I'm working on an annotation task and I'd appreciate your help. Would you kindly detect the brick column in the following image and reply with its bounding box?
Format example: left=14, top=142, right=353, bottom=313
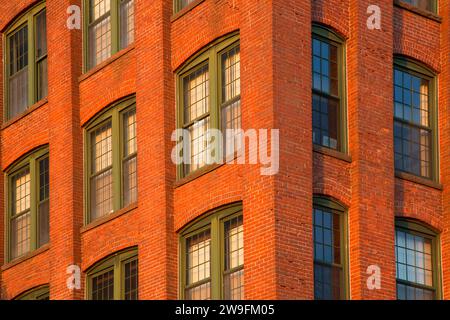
left=135, top=0, right=177, bottom=299
left=347, top=0, right=396, bottom=299
left=241, top=0, right=313, bottom=299
left=47, top=0, right=83, bottom=299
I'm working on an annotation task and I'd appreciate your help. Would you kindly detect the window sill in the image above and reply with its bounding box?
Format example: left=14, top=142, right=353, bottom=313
left=171, top=0, right=206, bottom=22
left=1, top=98, right=48, bottom=130
left=313, top=144, right=352, bottom=163
left=81, top=202, right=138, bottom=234
left=79, top=45, right=135, bottom=83
left=1, top=243, right=50, bottom=271
left=394, top=0, right=442, bottom=23
left=395, top=171, right=442, bottom=190
left=174, top=162, right=226, bottom=188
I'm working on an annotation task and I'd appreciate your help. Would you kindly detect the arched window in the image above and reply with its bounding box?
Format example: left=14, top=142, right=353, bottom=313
left=86, top=247, right=138, bottom=300
left=313, top=196, right=348, bottom=300
left=179, top=203, right=243, bottom=300
left=6, top=146, right=49, bottom=262
left=395, top=218, right=441, bottom=300
left=15, top=285, right=49, bottom=300
left=176, top=33, right=240, bottom=178
left=4, top=1, right=47, bottom=120
left=84, top=97, right=137, bottom=224
left=312, top=24, right=347, bottom=153
left=394, top=57, right=438, bottom=181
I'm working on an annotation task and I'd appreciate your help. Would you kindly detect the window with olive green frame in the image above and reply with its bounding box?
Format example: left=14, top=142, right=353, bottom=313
left=3, top=1, right=47, bottom=121
left=87, top=247, right=138, bottom=300
left=313, top=196, right=348, bottom=300
left=312, top=25, right=347, bottom=153
left=399, top=0, right=437, bottom=14
left=15, top=285, right=50, bottom=300
left=174, top=0, right=197, bottom=13
left=394, top=57, right=438, bottom=181
left=84, top=0, right=135, bottom=70
left=179, top=203, right=244, bottom=300
left=395, top=219, right=441, bottom=300
left=5, top=147, right=49, bottom=262
left=84, top=97, right=137, bottom=224
left=176, top=33, right=240, bottom=178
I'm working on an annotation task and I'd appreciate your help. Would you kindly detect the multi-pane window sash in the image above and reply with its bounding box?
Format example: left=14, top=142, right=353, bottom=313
left=4, top=2, right=48, bottom=121
left=180, top=204, right=244, bottom=300
left=395, top=220, right=440, bottom=300
left=400, top=0, right=437, bottom=13
left=7, top=147, right=49, bottom=262
left=87, top=248, right=138, bottom=300
left=15, top=285, right=50, bottom=300
left=85, top=0, right=135, bottom=70
left=85, top=98, right=137, bottom=224
left=393, top=59, right=437, bottom=180
left=312, top=26, right=346, bottom=152
left=174, top=0, right=197, bottom=13
left=313, top=198, right=347, bottom=300
left=176, top=34, right=240, bottom=178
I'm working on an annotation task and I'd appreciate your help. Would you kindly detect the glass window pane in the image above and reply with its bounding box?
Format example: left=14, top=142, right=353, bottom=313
left=222, top=46, right=240, bottom=103
left=395, top=227, right=435, bottom=300
left=123, top=156, right=137, bottom=206
left=90, top=122, right=113, bottom=220
left=124, top=259, right=138, bottom=300
left=224, top=215, right=244, bottom=300
left=35, top=10, right=47, bottom=59
left=176, top=0, right=196, bottom=11
left=402, top=0, right=436, bottom=12
left=185, top=230, right=211, bottom=300
left=313, top=205, right=343, bottom=300
left=123, top=108, right=137, bottom=206
left=312, top=94, right=339, bottom=150
left=11, top=168, right=32, bottom=259
left=120, top=0, right=134, bottom=49
left=88, top=0, right=111, bottom=68
left=123, top=108, right=137, bottom=157
left=90, top=0, right=111, bottom=22
left=36, top=10, right=48, bottom=101
left=38, top=157, right=49, bottom=246
left=185, top=118, right=210, bottom=175
left=393, top=68, right=429, bottom=126
left=394, top=120, right=431, bottom=178
left=11, top=212, right=31, bottom=260
left=221, top=46, right=241, bottom=159
left=9, top=26, right=29, bottom=118
left=184, top=65, right=209, bottom=123
left=91, top=269, right=114, bottom=300
left=37, top=58, right=48, bottom=101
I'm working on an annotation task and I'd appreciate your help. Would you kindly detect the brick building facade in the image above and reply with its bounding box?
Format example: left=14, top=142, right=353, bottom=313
left=0, top=0, right=448, bottom=300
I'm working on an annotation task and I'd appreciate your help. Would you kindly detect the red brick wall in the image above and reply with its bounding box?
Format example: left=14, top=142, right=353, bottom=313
left=0, top=0, right=448, bottom=300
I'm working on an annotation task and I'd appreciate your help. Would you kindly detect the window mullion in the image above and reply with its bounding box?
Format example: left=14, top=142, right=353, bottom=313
left=27, top=16, right=35, bottom=106
left=111, top=0, right=120, bottom=55
left=209, top=49, right=221, bottom=161
left=113, top=256, right=121, bottom=300
left=30, top=158, right=37, bottom=251
left=112, top=110, right=122, bottom=211
left=210, top=216, right=221, bottom=300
